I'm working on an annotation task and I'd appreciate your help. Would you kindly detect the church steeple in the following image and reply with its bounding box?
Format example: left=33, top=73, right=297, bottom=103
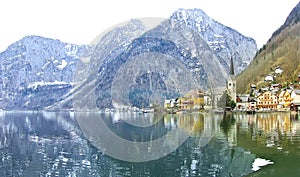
left=230, top=56, right=234, bottom=76
left=227, top=56, right=236, bottom=103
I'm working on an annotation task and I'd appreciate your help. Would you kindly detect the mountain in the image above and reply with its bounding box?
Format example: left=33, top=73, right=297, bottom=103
left=88, top=18, right=226, bottom=109
left=270, top=2, right=300, bottom=40
left=170, top=9, right=257, bottom=75
left=80, top=11, right=257, bottom=109
left=237, top=2, right=300, bottom=93
left=0, top=36, right=90, bottom=110
left=0, top=8, right=257, bottom=110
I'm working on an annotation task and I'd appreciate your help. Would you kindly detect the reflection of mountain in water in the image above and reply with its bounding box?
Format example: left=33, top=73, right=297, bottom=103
left=0, top=112, right=95, bottom=176
left=0, top=112, right=256, bottom=176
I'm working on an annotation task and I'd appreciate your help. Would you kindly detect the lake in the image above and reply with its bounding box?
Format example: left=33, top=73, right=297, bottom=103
left=0, top=111, right=299, bottom=176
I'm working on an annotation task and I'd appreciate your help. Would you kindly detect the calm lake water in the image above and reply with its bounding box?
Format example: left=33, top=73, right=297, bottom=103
left=0, top=111, right=300, bottom=177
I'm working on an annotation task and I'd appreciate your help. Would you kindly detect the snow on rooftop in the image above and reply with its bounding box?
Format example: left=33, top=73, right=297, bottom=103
left=264, top=75, right=273, bottom=82
left=275, top=68, right=283, bottom=74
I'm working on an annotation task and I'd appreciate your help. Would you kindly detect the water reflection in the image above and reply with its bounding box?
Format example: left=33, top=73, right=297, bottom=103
left=75, top=112, right=219, bottom=162
left=2, top=111, right=295, bottom=176
left=234, top=113, right=300, bottom=176
left=0, top=111, right=95, bottom=177
left=235, top=113, right=300, bottom=149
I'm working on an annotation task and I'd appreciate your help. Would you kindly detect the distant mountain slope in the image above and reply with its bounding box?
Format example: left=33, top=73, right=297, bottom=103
left=237, top=2, right=300, bottom=93
left=271, top=2, right=300, bottom=40
left=0, top=36, right=89, bottom=110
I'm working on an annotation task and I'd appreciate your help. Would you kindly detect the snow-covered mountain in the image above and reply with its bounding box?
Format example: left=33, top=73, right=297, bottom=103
left=0, top=36, right=90, bottom=110
left=91, top=18, right=228, bottom=109
left=86, top=10, right=257, bottom=109
left=0, top=8, right=257, bottom=110
left=170, top=9, right=257, bottom=75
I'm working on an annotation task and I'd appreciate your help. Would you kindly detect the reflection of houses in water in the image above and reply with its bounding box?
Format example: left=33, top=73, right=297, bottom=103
left=163, top=113, right=204, bottom=136
left=163, top=113, right=220, bottom=139
left=178, top=113, right=205, bottom=136
left=255, top=114, right=292, bottom=136
left=236, top=113, right=299, bottom=148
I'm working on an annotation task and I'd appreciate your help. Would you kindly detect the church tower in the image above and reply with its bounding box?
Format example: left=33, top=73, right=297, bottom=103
left=227, top=56, right=236, bottom=102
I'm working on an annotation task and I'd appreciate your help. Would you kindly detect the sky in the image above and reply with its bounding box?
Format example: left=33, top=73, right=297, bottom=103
left=0, top=0, right=299, bottom=52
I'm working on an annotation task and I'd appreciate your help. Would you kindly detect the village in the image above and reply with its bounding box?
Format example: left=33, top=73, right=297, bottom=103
left=163, top=58, right=300, bottom=114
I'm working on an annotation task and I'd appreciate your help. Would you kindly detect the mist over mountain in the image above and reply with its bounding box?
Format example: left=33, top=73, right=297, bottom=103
left=0, top=8, right=258, bottom=110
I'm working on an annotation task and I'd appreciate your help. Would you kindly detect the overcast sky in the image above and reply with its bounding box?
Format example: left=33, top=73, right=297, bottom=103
left=0, top=0, right=299, bottom=52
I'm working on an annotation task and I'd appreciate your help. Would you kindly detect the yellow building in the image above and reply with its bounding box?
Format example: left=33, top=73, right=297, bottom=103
left=178, top=93, right=194, bottom=110
left=193, top=90, right=205, bottom=109
left=278, top=90, right=294, bottom=108
left=256, top=91, right=278, bottom=110
left=178, top=90, right=204, bottom=110
left=164, top=100, right=172, bottom=109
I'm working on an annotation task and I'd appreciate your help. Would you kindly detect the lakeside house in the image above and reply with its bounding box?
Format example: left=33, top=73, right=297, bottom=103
left=236, top=94, right=256, bottom=111
left=291, top=90, right=300, bottom=111
left=164, top=99, right=177, bottom=109
left=236, top=88, right=300, bottom=112
left=256, top=91, right=278, bottom=110
left=164, top=90, right=205, bottom=111
left=235, top=65, right=300, bottom=112
left=278, top=89, right=293, bottom=109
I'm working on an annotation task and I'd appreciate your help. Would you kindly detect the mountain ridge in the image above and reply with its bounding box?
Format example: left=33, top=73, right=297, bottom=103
left=270, top=2, right=300, bottom=41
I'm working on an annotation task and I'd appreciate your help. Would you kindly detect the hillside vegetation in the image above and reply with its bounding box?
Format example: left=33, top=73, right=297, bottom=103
left=237, top=22, right=300, bottom=93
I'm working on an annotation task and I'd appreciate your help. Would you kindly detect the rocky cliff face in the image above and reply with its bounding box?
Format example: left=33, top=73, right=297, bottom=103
left=0, top=8, right=258, bottom=110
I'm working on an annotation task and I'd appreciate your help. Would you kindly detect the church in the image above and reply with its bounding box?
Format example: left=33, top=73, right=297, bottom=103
left=226, top=57, right=237, bottom=102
